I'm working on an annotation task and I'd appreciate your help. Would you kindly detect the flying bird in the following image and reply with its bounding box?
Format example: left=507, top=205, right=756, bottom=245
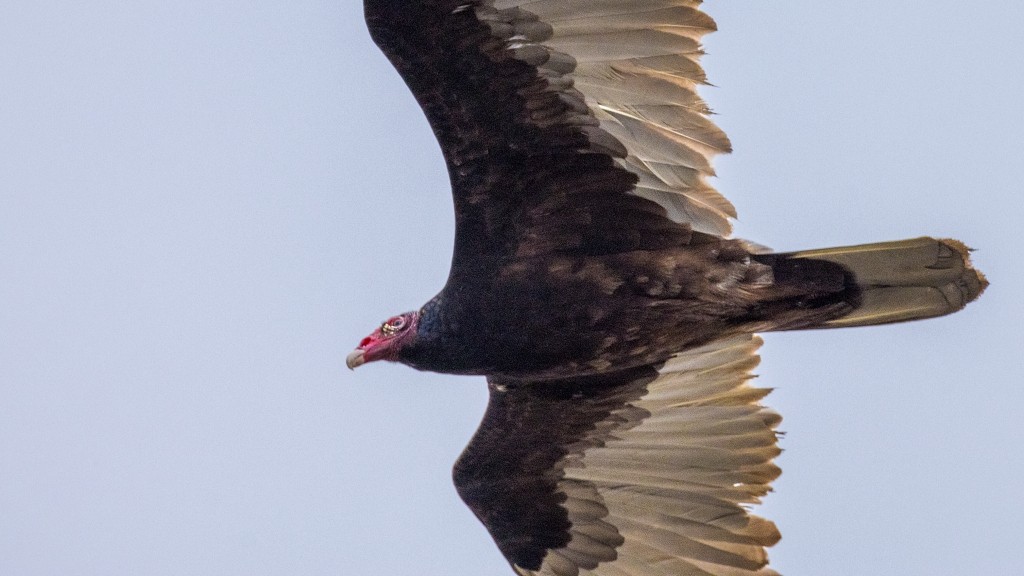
left=349, top=1, right=987, bottom=574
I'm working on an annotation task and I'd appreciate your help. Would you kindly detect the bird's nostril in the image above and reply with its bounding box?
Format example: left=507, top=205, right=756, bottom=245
left=359, top=337, right=372, bottom=348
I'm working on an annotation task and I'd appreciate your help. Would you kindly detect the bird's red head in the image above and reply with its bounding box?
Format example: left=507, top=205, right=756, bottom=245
left=347, top=311, right=419, bottom=369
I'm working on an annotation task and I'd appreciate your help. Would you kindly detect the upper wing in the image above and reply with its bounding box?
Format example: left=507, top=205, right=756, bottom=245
left=365, top=0, right=734, bottom=277
left=454, top=335, right=781, bottom=576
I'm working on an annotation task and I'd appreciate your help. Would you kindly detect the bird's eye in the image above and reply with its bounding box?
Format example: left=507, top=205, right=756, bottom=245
left=381, top=316, right=406, bottom=336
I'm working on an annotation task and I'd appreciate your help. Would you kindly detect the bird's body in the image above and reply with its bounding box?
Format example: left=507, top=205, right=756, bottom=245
left=348, top=1, right=987, bottom=574
left=403, top=236, right=857, bottom=379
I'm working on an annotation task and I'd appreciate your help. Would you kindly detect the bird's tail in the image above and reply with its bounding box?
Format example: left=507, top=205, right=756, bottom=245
left=760, top=236, right=987, bottom=329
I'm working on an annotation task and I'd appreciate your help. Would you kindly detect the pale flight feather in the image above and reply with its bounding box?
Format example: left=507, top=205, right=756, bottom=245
left=496, top=335, right=781, bottom=576
left=486, top=0, right=735, bottom=235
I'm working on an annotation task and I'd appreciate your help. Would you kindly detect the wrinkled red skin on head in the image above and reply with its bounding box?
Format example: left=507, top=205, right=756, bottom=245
left=356, top=311, right=418, bottom=364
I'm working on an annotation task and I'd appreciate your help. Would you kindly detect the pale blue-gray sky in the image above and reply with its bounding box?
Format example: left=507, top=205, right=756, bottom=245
left=2, top=2, right=1021, bottom=575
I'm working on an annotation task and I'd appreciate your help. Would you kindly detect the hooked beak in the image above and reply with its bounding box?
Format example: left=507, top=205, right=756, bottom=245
left=346, top=349, right=366, bottom=370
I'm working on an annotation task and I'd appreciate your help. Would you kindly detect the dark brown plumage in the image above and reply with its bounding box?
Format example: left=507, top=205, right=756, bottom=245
left=348, top=2, right=987, bottom=575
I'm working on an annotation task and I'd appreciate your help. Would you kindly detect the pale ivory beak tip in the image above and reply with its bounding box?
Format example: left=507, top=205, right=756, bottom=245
left=346, top=350, right=366, bottom=370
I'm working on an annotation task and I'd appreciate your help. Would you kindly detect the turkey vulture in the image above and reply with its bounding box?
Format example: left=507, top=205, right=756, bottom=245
left=349, top=1, right=987, bottom=575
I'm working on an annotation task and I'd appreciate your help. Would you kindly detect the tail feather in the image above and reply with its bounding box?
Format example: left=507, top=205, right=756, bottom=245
left=787, top=237, right=987, bottom=328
